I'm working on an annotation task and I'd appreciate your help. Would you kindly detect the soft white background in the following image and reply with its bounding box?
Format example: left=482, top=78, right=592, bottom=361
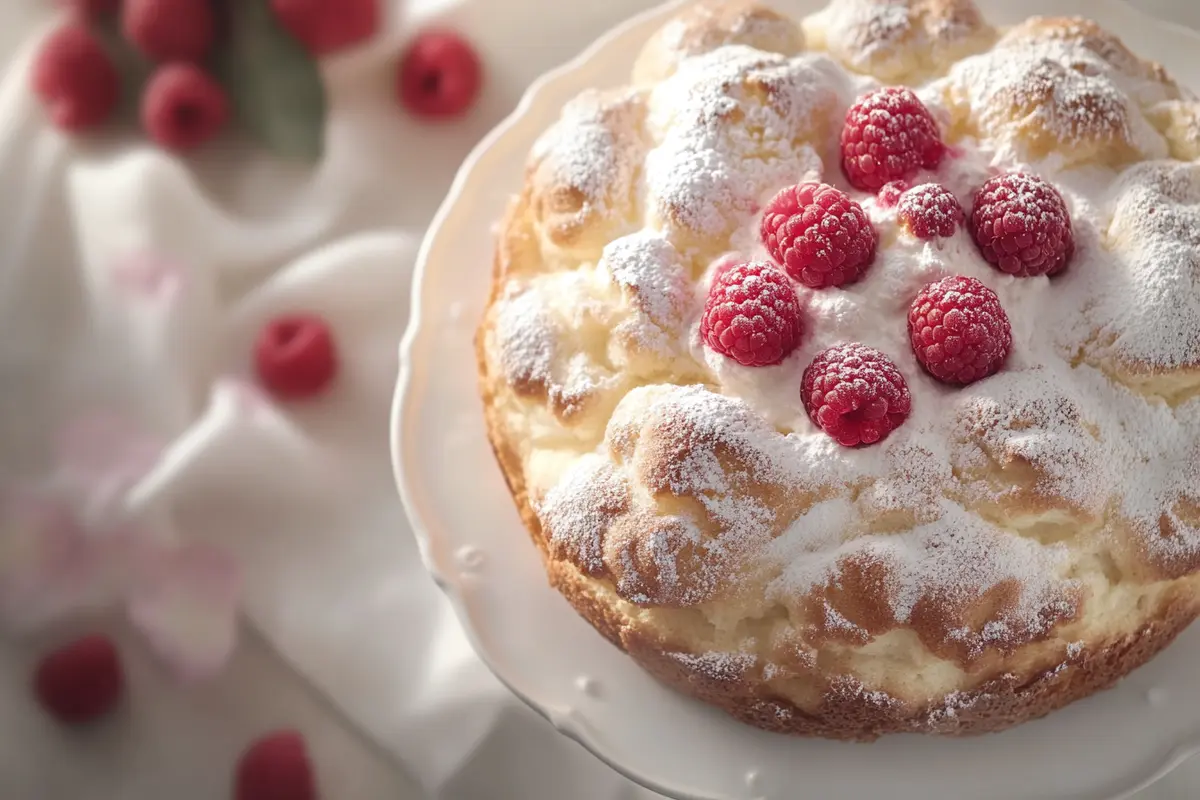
left=0, top=2, right=1198, bottom=799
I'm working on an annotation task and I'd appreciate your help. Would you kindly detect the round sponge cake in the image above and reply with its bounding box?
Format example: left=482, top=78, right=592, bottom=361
left=476, top=0, right=1200, bottom=738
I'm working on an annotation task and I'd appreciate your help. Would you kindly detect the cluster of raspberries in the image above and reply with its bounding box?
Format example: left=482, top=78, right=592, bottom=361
left=701, top=87, right=1074, bottom=448
left=33, top=0, right=481, bottom=151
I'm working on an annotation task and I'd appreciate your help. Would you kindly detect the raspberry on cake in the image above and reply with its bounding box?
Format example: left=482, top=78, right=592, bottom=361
left=840, top=87, right=945, bottom=191
left=760, top=182, right=876, bottom=289
left=477, top=0, right=1200, bottom=742
left=801, top=343, right=911, bottom=446
left=908, top=275, right=1012, bottom=384
left=897, top=183, right=963, bottom=240
left=969, top=173, right=1074, bottom=277
left=700, top=261, right=803, bottom=367
left=877, top=180, right=908, bottom=208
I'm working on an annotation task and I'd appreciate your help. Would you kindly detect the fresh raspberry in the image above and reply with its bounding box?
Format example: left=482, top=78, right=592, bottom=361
left=908, top=275, right=1012, bottom=385
left=897, top=183, right=964, bottom=240
left=31, top=23, right=120, bottom=132
left=969, top=173, right=1075, bottom=277
left=64, top=0, right=121, bottom=18
left=255, top=314, right=338, bottom=400
left=271, top=0, right=379, bottom=56
left=235, top=730, right=317, bottom=800
left=122, top=0, right=215, bottom=63
left=760, top=182, right=877, bottom=289
left=398, top=31, right=483, bottom=119
left=801, top=344, right=911, bottom=447
left=141, top=64, right=229, bottom=152
left=877, top=180, right=907, bottom=208
left=700, top=261, right=803, bottom=367
left=840, top=87, right=945, bottom=191
left=34, top=635, right=124, bottom=725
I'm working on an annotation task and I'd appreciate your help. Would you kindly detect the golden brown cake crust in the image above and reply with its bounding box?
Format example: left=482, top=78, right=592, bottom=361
left=475, top=0, right=1200, bottom=738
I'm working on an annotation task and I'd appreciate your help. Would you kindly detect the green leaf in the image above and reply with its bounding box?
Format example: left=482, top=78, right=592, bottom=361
left=211, top=0, right=327, bottom=163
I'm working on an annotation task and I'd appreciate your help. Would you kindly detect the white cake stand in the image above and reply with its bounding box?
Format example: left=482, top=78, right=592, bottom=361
left=394, top=2, right=1200, bottom=799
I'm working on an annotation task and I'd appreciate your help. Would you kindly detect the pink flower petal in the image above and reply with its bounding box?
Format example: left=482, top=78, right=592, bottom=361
left=0, top=491, right=116, bottom=631
left=111, top=252, right=184, bottom=302
left=126, top=542, right=242, bottom=682
left=54, top=414, right=164, bottom=530
left=57, top=414, right=163, bottom=484
left=219, top=377, right=271, bottom=418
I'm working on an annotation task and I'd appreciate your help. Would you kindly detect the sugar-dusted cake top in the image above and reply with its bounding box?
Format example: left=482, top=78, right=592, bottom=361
left=478, top=0, right=1200, bottom=731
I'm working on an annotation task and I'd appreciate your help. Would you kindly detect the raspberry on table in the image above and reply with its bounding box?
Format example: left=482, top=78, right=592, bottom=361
left=34, top=635, right=124, bottom=725
left=31, top=23, right=120, bottom=132
left=908, top=275, right=1012, bottom=385
left=271, top=0, right=380, bottom=56
left=969, top=173, right=1075, bottom=277
left=801, top=343, right=911, bottom=447
left=898, top=183, right=964, bottom=240
left=235, top=730, right=317, bottom=800
left=123, top=0, right=216, bottom=63
left=397, top=30, right=483, bottom=119
left=254, top=314, right=339, bottom=400
left=760, top=182, right=877, bottom=289
left=840, top=87, right=945, bottom=192
left=141, top=64, right=229, bottom=152
left=700, top=261, right=803, bottom=367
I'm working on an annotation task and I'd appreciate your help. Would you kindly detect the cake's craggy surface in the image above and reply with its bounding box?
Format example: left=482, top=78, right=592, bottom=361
left=477, top=0, right=1200, bottom=738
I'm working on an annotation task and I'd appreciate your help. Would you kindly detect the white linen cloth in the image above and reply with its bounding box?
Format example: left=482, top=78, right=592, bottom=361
left=0, top=1, right=666, bottom=798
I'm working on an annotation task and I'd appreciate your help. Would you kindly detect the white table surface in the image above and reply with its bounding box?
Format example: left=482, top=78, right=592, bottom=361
left=1, top=2, right=1199, bottom=799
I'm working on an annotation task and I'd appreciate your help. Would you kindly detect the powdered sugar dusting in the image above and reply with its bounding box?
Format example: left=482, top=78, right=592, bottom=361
left=951, top=366, right=1109, bottom=513
left=897, top=183, right=964, bottom=238
left=1076, top=367, right=1200, bottom=567
left=1084, top=161, right=1200, bottom=371
left=825, top=0, right=911, bottom=64
left=622, top=385, right=811, bottom=540
left=539, top=455, right=630, bottom=575
left=645, top=47, right=848, bottom=245
left=927, top=687, right=987, bottom=726
left=773, top=501, right=1079, bottom=656
left=530, top=90, right=642, bottom=219
left=493, top=270, right=639, bottom=416
left=811, top=0, right=992, bottom=80
left=667, top=649, right=755, bottom=682
left=494, top=287, right=556, bottom=391
left=657, top=3, right=796, bottom=62
left=945, top=37, right=1167, bottom=164
left=600, top=232, right=691, bottom=356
